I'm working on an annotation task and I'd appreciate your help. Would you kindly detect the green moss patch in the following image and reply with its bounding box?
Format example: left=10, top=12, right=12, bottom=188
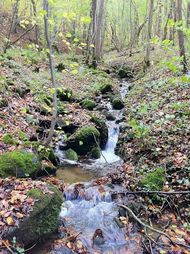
left=90, top=147, right=101, bottom=159
left=65, top=149, right=78, bottom=161
left=99, top=83, right=113, bottom=94
left=67, top=126, right=100, bottom=155
left=112, top=97, right=124, bottom=110
left=2, top=133, right=16, bottom=145
left=0, top=150, right=40, bottom=178
left=139, top=167, right=166, bottom=191
left=81, top=98, right=96, bottom=110
left=7, top=185, right=63, bottom=246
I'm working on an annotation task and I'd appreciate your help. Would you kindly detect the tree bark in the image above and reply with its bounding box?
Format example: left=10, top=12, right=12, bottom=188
left=187, top=1, right=190, bottom=27
left=43, top=0, right=58, bottom=145
left=176, top=0, right=188, bottom=73
left=31, top=0, right=39, bottom=45
left=144, top=0, right=154, bottom=68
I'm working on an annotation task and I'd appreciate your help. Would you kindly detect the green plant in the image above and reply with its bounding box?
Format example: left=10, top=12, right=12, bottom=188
left=2, top=133, right=16, bottom=145
left=129, top=119, right=150, bottom=139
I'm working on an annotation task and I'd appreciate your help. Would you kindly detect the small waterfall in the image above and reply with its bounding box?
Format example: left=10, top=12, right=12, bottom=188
left=96, top=80, right=129, bottom=165
left=58, top=183, right=142, bottom=254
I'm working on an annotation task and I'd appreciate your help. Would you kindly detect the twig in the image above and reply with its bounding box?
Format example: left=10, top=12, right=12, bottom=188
left=2, top=240, right=14, bottom=254
left=119, top=204, right=190, bottom=249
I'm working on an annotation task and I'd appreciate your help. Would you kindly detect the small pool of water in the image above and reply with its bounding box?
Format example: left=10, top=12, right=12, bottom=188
left=56, top=167, right=95, bottom=184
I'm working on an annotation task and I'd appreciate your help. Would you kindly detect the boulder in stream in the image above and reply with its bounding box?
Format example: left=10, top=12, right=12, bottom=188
left=66, top=125, right=100, bottom=155
left=112, top=97, right=124, bottom=110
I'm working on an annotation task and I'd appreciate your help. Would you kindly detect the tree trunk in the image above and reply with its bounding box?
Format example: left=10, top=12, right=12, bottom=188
left=31, top=0, right=39, bottom=45
left=176, top=0, right=188, bottom=73
left=92, top=0, right=105, bottom=68
left=144, top=0, right=154, bottom=68
left=43, top=0, right=58, bottom=145
left=187, top=1, right=190, bottom=27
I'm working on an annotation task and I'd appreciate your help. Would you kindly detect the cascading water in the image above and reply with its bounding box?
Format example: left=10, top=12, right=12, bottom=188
left=96, top=80, right=129, bottom=165
left=58, top=183, right=142, bottom=254
left=51, top=80, right=143, bottom=254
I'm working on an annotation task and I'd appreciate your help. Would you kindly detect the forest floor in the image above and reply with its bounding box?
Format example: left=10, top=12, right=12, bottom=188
left=0, top=42, right=190, bottom=253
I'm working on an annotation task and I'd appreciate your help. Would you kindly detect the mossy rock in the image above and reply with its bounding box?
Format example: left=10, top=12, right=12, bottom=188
left=81, top=98, right=96, bottom=110
left=0, top=150, right=40, bottom=178
left=2, top=133, right=17, bottom=145
left=112, top=97, right=124, bottom=110
left=91, top=116, right=108, bottom=148
left=99, top=83, right=113, bottom=94
left=57, top=88, right=73, bottom=102
left=67, top=126, right=100, bottom=155
left=139, top=167, right=166, bottom=191
left=7, top=185, right=63, bottom=247
left=0, top=98, right=8, bottom=108
left=90, top=147, right=101, bottom=159
left=65, top=149, right=78, bottom=161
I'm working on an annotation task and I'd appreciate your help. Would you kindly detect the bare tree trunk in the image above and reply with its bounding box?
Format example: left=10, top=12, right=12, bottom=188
left=43, top=0, right=58, bottom=145
left=187, top=1, right=190, bottom=27
left=144, top=0, right=154, bottom=68
left=155, top=0, right=162, bottom=37
left=31, top=0, right=39, bottom=45
left=91, top=0, right=105, bottom=68
left=13, top=0, right=20, bottom=33
left=176, top=0, right=188, bottom=73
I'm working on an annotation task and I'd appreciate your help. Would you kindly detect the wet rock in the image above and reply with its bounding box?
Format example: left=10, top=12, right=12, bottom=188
left=105, top=112, right=116, bottom=121
left=92, top=229, right=105, bottom=246
left=114, top=217, right=125, bottom=228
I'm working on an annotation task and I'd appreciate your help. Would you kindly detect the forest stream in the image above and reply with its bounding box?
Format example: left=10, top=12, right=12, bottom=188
left=31, top=80, right=142, bottom=254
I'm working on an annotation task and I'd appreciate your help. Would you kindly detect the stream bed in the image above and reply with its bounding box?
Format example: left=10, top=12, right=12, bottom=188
left=31, top=80, right=142, bottom=254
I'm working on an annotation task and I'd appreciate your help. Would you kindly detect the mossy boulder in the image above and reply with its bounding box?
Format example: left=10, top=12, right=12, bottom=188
left=65, top=149, right=78, bottom=161
left=0, top=150, right=40, bottom=178
left=91, top=116, right=108, bottom=148
left=112, top=97, right=124, bottom=110
left=57, top=88, right=73, bottom=102
left=99, top=83, right=113, bottom=94
left=67, top=126, right=100, bottom=155
left=7, top=185, right=63, bottom=247
left=90, top=147, right=101, bottom=159
left=2, top=133, right=17, bottom=145
left=81, top=98, right=96, bottom=110
left=139, top=167, right=166, bottom=191
left=0, top=98, right=8, bottom=108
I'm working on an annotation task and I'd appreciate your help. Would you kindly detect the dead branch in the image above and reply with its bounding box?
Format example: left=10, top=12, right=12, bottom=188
left=112, top=190, right=190, bottom=196
left=119, top=204, right=190, bottom=250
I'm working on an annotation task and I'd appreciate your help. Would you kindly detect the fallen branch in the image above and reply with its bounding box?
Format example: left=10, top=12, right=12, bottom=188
left=4, top=25, right=35, bottom=52
left=113, top=190, right=190, bottom=196
left=119, top=204, right=190, bottom=249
